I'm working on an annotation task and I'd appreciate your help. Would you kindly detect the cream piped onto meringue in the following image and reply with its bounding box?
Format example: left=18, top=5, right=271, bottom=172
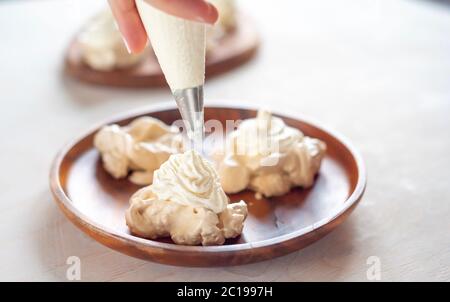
left=78, top=10, right=146, bottom=71
left=94, top=116, right=184, bottom=185
left=125, top=149, right=248, bottom=246
left=217, top=110, right=326, bottom=198
left=151, top=150, right=228, bottom=213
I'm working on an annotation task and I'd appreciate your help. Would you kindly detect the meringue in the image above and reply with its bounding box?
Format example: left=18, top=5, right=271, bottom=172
left=126, top=150, right=248, bottom=246
left=207, top=0, right=237, bottom=50
left=79, top=2, right=238, bottom=72
left=94, top=116, right=184, bottom=185
left=211, top=0, right=237, bottom=31
left=78, top=10, right=146, bottom=71
left=217, top=110, right=326, bottom=198
left=151, top=150, right=228, bottom=213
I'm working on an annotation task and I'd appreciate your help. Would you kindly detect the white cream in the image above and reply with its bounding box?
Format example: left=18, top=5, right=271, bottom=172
left=125, top=149, right=248, bottom=246
left=232, top=109, right=303, bottom=158
left=136, top=0, right=206, bottom=91
left=217, top=110, right=327, bottom=198
left=151, top=150, right=228, bottom=213
left=209, top=0, right=237, bottom=31
left=94, top=116, right=184, bottom=185
left=78, top=2, right=236, bottom=71
left=206, top=0, right=237, bottom=49
left=78, top=10, right=145, bottom=71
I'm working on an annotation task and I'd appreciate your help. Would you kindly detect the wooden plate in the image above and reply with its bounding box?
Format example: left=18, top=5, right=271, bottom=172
left=49, top=104, right=366, bottom=266
left=64, top=14, right=259, bottom=88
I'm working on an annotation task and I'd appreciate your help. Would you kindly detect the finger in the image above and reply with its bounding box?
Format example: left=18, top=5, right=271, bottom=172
left=147, top=0, right=219, bottom=24
left=108, top=0, right=148, bottom=53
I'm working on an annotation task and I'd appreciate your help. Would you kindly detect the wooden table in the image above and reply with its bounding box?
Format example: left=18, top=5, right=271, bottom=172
left=1, top=0, right=449, bottom=281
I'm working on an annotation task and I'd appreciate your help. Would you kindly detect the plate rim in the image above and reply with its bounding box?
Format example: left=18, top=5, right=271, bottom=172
left=50, top=101, right=366, bottom=255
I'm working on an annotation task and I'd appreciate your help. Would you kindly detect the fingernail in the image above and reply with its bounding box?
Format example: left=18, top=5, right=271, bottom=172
left=121, top=36, right=132, bottom=54
left=194, top=3, right=217, bottom=24
left=194, top=15, right=207, bottom=23
left=206, top=3, right=218, bottom=25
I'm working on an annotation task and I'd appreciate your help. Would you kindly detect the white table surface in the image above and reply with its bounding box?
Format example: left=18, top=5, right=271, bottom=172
left=1, top=0, right=449, bottom=281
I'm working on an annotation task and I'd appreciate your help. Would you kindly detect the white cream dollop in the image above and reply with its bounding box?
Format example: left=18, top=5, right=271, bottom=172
left=206, top=0, right=237, bottom=50
left=78, top=3, right=237, bottom=72
left=78, top=10, right=146, bottom=71
left=151, top=150, right=228, bottom=213
left=94, top=116, right=184, bottom=185
left=211, top=0, right=237, bottom=30
left=232, top=109, right=303, bottom=159
left=217, top=110, right=327, bottom=198
left=125, top=149, right=248, bottom=246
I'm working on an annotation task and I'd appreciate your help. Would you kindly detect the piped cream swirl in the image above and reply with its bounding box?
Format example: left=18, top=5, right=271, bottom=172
left=233, top=109, right=303, bottom=157
left=217, top=110, right=326, bottom=198
left=151, top=150, right=228, bottom=213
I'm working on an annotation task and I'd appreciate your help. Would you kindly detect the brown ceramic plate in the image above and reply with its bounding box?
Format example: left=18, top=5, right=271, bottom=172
left=50, top=103, right=366, bottom=266
left=64, top=13, right=259, bottom=88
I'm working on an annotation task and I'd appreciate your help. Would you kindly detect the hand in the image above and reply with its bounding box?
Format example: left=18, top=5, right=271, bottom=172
left=108, top=0, right=218, bottom=53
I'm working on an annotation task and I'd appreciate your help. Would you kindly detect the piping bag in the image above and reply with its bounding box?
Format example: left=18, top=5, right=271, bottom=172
left=136, top=0, right=207, bottom=152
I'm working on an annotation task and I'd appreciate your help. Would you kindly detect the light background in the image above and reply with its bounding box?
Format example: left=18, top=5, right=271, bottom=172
left=0, top=0, right=449, bottom=281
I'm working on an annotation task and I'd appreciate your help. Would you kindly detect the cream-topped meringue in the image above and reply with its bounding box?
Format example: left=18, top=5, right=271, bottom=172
left=212, top=0, right=237, bottom=30
left=78, top=10, right=146, bottom=71
left=78, top=2, right=238, bottom=72
left=206, top=0, right=237, bottom=50
left=217, top=110, right=326, bottom=198
left=125, top=150, right=248, bottom=246
left=151, top=150, right=228, bottom=213
left=94, top=116, right=184, bottom=185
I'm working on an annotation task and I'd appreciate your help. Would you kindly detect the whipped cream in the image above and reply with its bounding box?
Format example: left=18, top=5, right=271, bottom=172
left=206, top=0, right=237, bottom=49
left=217, top=110, right=326, bottom=198
left=78, top=2, right=236, bottom=71
left=125, top=149, right=248, bottom=246
left=94, top=116, right=184, bottom=185
left=232, top=109, right=303, bottom=160
left=78, top=10, right=145, bottom=71
left=210, top=0, right=237, bottom=30
left=151, top=150, right=228, bottom=213
left=136, top=0, right=206, bottom=90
